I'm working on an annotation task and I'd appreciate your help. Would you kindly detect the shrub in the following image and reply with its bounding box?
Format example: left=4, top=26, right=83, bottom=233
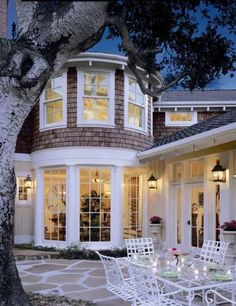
left=59, top=246, right=127, bottom=260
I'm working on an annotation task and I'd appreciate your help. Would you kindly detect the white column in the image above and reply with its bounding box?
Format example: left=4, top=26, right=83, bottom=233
left=34, top=168, right=44, bottom=245
left=111, top=166, right=123, bottom=248
left=67, top=165, right=78, bottom=246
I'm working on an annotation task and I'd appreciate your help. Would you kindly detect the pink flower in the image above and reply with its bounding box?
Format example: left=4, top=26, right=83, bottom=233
left=168, top=248, right=181, bottom=256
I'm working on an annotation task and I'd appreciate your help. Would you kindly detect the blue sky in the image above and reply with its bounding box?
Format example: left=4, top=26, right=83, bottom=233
left=8, top=0, right=235, bottom=90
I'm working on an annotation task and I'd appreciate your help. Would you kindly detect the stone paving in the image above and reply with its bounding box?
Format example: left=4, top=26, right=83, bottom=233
left=17, top=259, right=130, bottom=306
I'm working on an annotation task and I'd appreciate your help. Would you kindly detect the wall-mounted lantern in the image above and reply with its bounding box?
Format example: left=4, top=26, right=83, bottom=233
left=24, top=174, right=32, bottom=189
left=148, top=173, right=158, bottom=189
left=212, top=160, right=226, bottom=182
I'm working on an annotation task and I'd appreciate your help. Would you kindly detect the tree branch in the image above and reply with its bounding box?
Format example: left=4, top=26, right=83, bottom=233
left=106, top=14, right=190, bottom=96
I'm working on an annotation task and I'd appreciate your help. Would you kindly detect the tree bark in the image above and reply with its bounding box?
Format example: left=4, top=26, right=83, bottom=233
left=0, top=2, right=109, bottom=304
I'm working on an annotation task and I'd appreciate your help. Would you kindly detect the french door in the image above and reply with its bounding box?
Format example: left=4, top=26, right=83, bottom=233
left=187, top=184, right=204, bottom=249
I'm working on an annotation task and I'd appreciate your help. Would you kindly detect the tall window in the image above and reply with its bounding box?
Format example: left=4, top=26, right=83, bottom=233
left=126, top=77, right=147, bottom=131
left=77, top=71, right=115, bottom=126
left=16, top=177, right=30, bottom=204
left=165, top=111, right=197, bottom=126
left=40, top=74, right=67, bottom=129
left=123, top=170, right=142, bottom=238
left=80, top=168, right=111, bottom=242
left=44, top=169, right=66, bottom=241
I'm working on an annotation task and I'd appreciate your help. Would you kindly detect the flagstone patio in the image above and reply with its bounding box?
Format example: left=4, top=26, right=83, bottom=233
left=17, top=259, right=130, bottom=306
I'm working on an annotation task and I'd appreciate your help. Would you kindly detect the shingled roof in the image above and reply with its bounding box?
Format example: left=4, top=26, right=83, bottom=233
left=161, top=90, right=236, bottom=102
left=153, top=109, right=236, bottom=148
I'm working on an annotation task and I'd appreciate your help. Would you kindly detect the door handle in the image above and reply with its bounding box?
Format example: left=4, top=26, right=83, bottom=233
left=187, top=220, right=191, bottom=225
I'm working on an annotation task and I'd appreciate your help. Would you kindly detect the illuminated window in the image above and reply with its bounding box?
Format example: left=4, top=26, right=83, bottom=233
left=77, top=71, right=115, bottom=126
left=165, top=111, right=197, bottom=126
left=44, top=169, right=66, bottom=241
left=125, top=76, right=147, bottom=131
left=40, top=74, right=67, bottom=130
left=16, top=177, right=30, bottom=204
left=123, top=170, right=142, bottom=239
left=80, top=168, right=111, bottom=242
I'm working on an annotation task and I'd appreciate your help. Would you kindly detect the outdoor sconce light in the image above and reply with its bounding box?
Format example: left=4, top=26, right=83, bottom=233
left=24, top=174, right=32, bottom=189
left=148, top=173, right=158, bottom=189
left=212, top=160, right=226, bottom=182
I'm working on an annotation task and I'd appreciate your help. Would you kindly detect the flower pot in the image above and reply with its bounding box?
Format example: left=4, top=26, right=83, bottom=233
left=222, top=230, right=236, bottom=265
left=149, top=223, right=162, bottom=247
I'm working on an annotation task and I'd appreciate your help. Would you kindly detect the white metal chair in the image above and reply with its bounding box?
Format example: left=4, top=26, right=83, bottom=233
left=200, top=240, right=229, bottom=264
left=205, top=287, right=236, bottom=305
left=129, top=261, right=183, bottom=305
left=125, top=237, right=155, bottom=257
left=96, top=251, right=134, bottom=302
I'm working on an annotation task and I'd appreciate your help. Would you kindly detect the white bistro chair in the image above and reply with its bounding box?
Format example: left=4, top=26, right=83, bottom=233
left=125, top=237, right=155, bottom=257
left=96, top=251, right=134, bottom=302
left=200, top=240, right=229, bottom=264
left=205, top=286, right=236, bottom=306
left=129, top=261, right=183, bottom=306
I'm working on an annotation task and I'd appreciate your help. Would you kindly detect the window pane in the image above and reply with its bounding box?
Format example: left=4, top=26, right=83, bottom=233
left=83, top=98, right=108, bottom=121
left=169, top=112, right=193, bottom=122
left=45, top=100, right=63, bottom=124
left=17, top=178, right=28, bottom=201
left=80, top=168, right=111, bottom=242
left=128, top=103, right=142, bottom=128
left=128, top=78, right=145, bottom=129
left=44, top=168, right=66, bottom=241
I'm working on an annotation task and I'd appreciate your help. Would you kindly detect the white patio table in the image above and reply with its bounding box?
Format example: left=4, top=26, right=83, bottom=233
left=130, top=255, right=236, bottom=306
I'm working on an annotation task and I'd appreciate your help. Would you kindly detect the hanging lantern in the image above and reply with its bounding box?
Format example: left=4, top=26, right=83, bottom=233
left=148, top=174, right=157, bottom=189
left=212, top=160, right=226, bottom=182
left=24, top=174, right=32, bottom=188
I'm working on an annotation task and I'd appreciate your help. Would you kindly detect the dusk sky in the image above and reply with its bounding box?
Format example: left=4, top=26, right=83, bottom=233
left=7, top=0, right=235, bottom=90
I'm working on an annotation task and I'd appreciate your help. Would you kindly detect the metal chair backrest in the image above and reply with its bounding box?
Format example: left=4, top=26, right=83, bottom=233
left=96, top=251, right=124, bottom=286
left=125, top=237, right=154, bottom=257
left=200, top=240, right=229, bottom=264
left=129, top=261, right=160, bottom=304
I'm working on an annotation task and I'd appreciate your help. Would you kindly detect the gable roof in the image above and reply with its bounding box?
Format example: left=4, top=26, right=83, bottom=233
left=153, top=109, right=236, bottom=148
left=161, top=90, right=236, bottom=102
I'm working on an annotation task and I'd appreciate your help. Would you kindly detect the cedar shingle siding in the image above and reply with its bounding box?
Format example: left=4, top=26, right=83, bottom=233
left=16, top=68, right=153, bottom=153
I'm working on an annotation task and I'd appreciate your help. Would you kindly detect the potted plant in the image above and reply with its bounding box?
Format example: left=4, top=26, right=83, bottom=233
left=220, top=220, right=236, bottom=265
left=149, top=216, right=162, bottom=245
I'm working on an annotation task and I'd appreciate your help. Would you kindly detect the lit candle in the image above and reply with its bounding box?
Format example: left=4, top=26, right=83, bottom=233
left=177, top=267, right=181, bottom=272
left=181, top=257, right=185, bottom=263
left=203, top=265, right=207, bottom=272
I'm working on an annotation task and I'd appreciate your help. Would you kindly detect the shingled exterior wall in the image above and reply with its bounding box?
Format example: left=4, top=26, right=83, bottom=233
left=0, top=0, right=7, bottom=38
left=153, top=111, right=224, bottom=141
left=16, top=68, right=153, bottom=153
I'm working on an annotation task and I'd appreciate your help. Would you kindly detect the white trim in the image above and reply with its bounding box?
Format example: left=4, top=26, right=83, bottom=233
left=14, top=153, right=31, bottom=162
left=124, top=74, right=148, bottom=133
left=138, top=122, right=236, bottom=160
left=31, top=147, right=139, bottom=168
left=165, top=111, right=197, bottom=127
left=77, top=69, right=115, bottom=127
left=14, top=235, right=33, bottom=244
left=39, top=72, right=67, bottom=131
left=154, top=100, right=236, bottom=109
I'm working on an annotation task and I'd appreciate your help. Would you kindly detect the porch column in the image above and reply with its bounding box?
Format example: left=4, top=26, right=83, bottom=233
left=111, top=166, right=123, bottom=248
left=67, top=165, right=78, bottom=246
left=34, top=168, right=44, bottom=245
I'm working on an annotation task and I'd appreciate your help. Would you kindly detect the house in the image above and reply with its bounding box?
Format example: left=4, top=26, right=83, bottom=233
left=13, top=52, right=236, bottom=252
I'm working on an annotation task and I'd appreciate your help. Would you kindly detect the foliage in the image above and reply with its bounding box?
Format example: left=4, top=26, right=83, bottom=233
left=220, top=220, right=236, bottom=231
left=28, top=293, right=95, bottom=306
left=60, top=246, right=127, bottom=260
left=108, top=0, right=235, bottom=92
left=149, top=216, right=162, bottom=224
left=14, top=244, right=58, bottom=252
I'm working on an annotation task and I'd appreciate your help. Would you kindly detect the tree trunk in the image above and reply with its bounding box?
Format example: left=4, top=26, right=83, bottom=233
left=0, top=2, right=109, bottom=304
left=0, top=78, right=33, bottom=305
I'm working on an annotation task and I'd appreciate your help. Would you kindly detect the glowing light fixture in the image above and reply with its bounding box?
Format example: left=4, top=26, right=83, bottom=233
left=212, top=160, right=226, bottom=182
left=148, top=173, right=157, bottom=189
left=24, top=174, right=32, bottom=189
